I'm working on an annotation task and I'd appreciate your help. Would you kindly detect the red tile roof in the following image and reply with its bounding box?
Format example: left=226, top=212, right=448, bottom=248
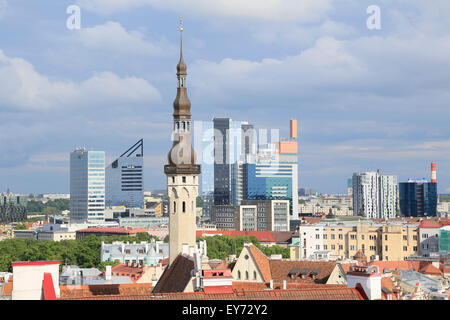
left=110, top=264, right=144, bottom=282
left=203, top=286, right=234, bottom=294
left=247, top=245, right=272, bottom=282
left=269, top=260, right=338, bottom=284
left=420, top=221, right=443, bottom=229
left=196, top=230, right=276, bottom=243
left=76, top=227, right=132, bottom=234
left=1, top=281, right=12, bottom=297
left=59, top=283, right=154, bottom=300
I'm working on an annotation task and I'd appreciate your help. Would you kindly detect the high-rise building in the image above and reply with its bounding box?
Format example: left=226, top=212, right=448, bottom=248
left=105, top=139, right=144, bottom=208
left=70, top=148, right=105, bottom=224
left=379, top=175, right=398, bottom=218
left=164, top=25, right=201, bottom=265
left=352, top=170, right=397, bottom=218
left=213, top=118, right=243, bottom=206
left=399, top=180, right=437, bottom=217
left=243, top=120, right=299, bottom=219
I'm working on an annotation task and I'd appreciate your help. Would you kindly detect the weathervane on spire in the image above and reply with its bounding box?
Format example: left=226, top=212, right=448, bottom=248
left=179, top=16, right=183, bottom=32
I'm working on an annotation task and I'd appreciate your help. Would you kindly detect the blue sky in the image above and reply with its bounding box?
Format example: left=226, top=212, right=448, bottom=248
left=0, top=0, right=449, bottom=194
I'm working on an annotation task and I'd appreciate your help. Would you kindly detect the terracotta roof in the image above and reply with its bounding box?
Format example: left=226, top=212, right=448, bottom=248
left=159, top=258, right=169, bottom=266
left=369, top=260, right=444, bottom=276
left=381, top=277, right=399, bottom=300
left=59, top=283, right=154, bottom=300
left=152, top=254, right=194, bottom=293
left=420, top=221, right=443, bottom=229
left=417, top=262, right=443, bottom=275
left=270, top=231, right=295, bottom=243
left=196, top=230, right=276, bottom=243
left=147, top=287, right=363, bottom=300
left=269, top=260, right=337, bottom=284
left=110, top=264, right=144, bottom=282
left=1, top=281, right=12, bottom=297
left=339, top=263, right=352, bottom=274
left=203, top=286, right=234, bottom=294
left=247, top=245, right=272, bottom=282
left=76, top=227, right=131, bottom=234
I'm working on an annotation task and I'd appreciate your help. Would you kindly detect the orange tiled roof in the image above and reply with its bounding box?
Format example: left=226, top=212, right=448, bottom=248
left=269, top=260, right=337, bottom=284
left=381, top=277, right=399, bottom=300
left=111, top=264, right=144, bottom=282
left=59, top=283, right=154, bottom=300
left=247, top=245, right=271, bottom=282
left=60, top=286, right=363, bottom=300
left=1, top=281, right=12, bottom=297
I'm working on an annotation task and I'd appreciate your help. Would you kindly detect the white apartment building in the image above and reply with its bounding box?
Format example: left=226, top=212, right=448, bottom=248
left=70, top=148, right=105, bottom=224
left=353, top=171, right=398, bottom=219
left=298, top=225, right=324, bottom=260
left=379, top=175, right=398, bottom=218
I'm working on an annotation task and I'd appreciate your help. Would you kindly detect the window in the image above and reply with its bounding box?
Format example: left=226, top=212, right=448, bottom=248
left=172, top=176, right=175, bottom=183
left=245, top=271, right=249, bottom=280
left=403, top=246, right=407, bottom=251
left=339, top=245, right=343, bottom=250
left=331, top=245, right=335, bottom=250
left=350, top=234, right=356, bottom=240
left=316, top=234, right=320, bottom=239
left=323, top=245, right=328, bottom=250
left=413, top=246, right=418, bottom=251
left=413, top=235, right=418, bottom=240
left=385, top=235, right=388, bottom=241
left=238, top=271, right=241, bottom=279
left=253, top=271, right=257, bottom=280
left=182, top=176, right=186, bottom=183
left=316, top=245, right=320, bottom=250
left=361, top=235, right=365, bottom=240
left=385, top=246, right=388, bottom=251
left=323, top=234, right=327, bottom=240
left=173, top=201, right=176, bottom=213
left=403, top=235, right=407, bottom=240
left=339, top=234, right=343, bottom=240
left=331, top=234, right=335, bottom=240
left=423, top=234, right=428, bottom=239
left=182, top=201, right=186, bottom=213
left=350, top=245, right=356, bottom=251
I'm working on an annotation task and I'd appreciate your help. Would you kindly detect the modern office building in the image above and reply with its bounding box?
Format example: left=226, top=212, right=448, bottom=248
left=242, top=120, right=299, bottom=219
left=70, top=148, right=105, bottom=224
left=0, top=193, right=28, bottom=223
left=352, top=170, right=398, bottom=219
left=399, top=180, right=437, bottom=217
left=210, top=199, right=290, bottom=231
left=213, top=118, right=243, bottom=206
left=106, top=139, right=144, bottom=208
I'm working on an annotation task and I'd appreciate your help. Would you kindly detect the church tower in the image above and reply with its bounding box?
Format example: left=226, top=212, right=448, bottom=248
left=165, top=21, right=201, bottom=265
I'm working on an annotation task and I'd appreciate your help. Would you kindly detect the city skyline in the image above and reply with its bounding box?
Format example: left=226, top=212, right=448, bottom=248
left=1, top=1, right=450, bottom=195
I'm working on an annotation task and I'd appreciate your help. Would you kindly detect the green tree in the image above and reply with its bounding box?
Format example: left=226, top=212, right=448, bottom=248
left=14, top=224, right=27, bottom=230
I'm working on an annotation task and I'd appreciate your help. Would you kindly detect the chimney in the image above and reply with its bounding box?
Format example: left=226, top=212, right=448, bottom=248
left=289, top=119, right=298, bottom=139
left=346, top=265, right=381, bottom=300
left=181, top=243, right=189, bottom=255
left=105, top=265, right=112, bottom=281
left=431, top=162, right=437, bottom=183
left=283, top=280, right=287, bottom=290
left=269, top=279, right=274, bottom=289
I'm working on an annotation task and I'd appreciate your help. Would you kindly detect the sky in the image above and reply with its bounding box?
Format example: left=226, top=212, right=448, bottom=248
left=0, top=0, right=449, bottom=195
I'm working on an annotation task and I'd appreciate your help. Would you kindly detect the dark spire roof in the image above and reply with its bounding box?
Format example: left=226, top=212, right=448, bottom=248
left=177, top=26, right=187, bottom=75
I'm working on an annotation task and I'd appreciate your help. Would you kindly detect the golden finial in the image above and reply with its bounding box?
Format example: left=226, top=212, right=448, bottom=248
left=179, top=16, right=183, bottom=32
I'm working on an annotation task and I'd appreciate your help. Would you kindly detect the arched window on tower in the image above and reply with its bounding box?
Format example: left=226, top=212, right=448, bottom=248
left=173, top=201, right=176, bottom=213
left=238, top=271, right=241, bottom=279
left=182, top=201, right=186, bottom=213
left=245, top=271, right=249, bottom=280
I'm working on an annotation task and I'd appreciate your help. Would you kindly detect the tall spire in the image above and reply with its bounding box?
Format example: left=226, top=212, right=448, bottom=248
left=177, top=17, right=187, bottom=75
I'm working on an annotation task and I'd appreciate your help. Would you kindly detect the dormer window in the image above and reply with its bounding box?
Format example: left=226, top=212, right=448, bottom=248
left=300, top=268, right=309, bottom=279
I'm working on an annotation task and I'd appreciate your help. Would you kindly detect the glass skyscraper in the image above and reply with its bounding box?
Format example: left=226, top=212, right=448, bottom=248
left=399, top=180, right=437, bottom=217
left=105, top=140, right=144, bottom=208
left=70, top=148, right=105, bottom=223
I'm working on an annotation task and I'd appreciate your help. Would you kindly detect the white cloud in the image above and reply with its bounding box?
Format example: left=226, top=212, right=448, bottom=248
left=0, top=50, right=161, bottom=111
left=77, top=0, right=332, bottom=22
left=75, top=21, right=175, bottom=56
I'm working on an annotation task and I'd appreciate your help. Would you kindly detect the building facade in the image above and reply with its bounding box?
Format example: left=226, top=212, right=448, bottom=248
left=210, top=199, right=290, bottom=231
left=0, top=194, right=27, bottom=223
left=399, top=180, right=438, bottom=217
left=106, top=139, right=144, bottom=208
left=353, top=171, right=398, bottom=219
left=70, top=148, right=105, bottom=224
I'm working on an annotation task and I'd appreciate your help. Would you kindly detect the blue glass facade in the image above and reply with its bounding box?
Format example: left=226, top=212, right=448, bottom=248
left=399, top=181, right=437, bottom=217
